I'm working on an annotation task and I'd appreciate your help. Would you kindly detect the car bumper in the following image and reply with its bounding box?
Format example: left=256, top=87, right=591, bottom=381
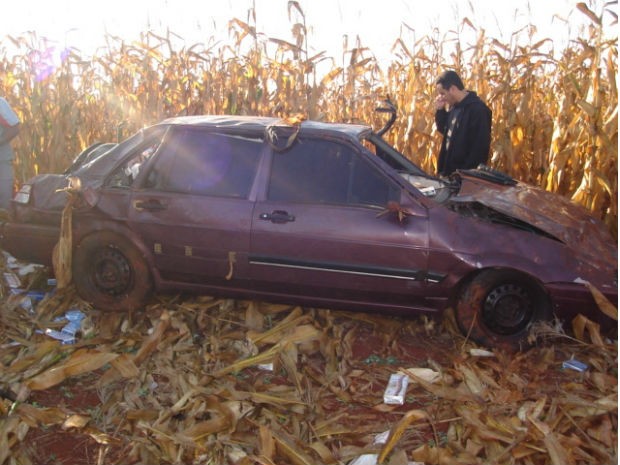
left=0, top=221, right=59, bottom=266
left=546, top=281, right=618, bottom=331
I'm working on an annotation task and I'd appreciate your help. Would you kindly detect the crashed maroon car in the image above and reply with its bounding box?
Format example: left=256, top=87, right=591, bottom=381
left=1, top=114, right=616, bottom=348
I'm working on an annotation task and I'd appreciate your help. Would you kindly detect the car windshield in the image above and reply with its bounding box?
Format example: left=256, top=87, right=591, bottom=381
left=74, top=125, right=167, bottom=179
left=362, top=132, right=454, bottom=202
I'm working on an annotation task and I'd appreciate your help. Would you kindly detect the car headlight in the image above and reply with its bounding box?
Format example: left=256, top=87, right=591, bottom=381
left=13, top=184, right=32, bottom=204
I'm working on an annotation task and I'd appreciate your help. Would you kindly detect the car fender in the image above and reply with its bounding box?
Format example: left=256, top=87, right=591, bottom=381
left=452, top=247, right=579, bottom=288
left=72, top=219, right=162, bottom=286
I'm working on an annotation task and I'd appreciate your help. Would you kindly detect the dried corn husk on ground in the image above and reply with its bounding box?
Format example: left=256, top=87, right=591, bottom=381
left=0, top=256, right=616, bottom=465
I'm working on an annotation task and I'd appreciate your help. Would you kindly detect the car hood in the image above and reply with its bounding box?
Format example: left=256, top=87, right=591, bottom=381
left=453, top=173, right=617, bottom=268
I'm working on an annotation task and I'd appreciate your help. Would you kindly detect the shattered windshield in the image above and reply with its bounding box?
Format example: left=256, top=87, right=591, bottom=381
left=363, top=132, right=454, bottom=202
left=74, top=125, right=167, bottom=179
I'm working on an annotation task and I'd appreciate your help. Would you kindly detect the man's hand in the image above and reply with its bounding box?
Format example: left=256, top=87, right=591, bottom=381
left=435, top=95, right=447, bottom=111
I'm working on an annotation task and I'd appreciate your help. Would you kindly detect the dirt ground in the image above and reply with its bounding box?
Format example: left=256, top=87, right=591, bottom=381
left=0, top=263, right=617, bottom=465
left=19, top=314, right=453, bottom=465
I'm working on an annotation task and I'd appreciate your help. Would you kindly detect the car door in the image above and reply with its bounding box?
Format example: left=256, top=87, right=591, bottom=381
left=127, top=127, right=263, bottom=286
left=249, top=136, right=432, bottom=308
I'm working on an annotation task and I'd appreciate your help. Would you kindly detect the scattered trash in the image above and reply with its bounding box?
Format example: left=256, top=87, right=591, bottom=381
left=349, top=453, right=424, bottom=465
left=562, top=358, right=588, bottom=372
left=0, top=254, right=616, bottom=464
left=44, top=327, right=79, bottom=345
left=44, top=309, right=86, bottom=345
left=3, top=251, right=46, bottom=279
left=4, top=272, right=21, bottom=288
left=348, top=454, right=380, bottom=465
left=14, top=263, right=43, bottom=276
left=383, top=373, right=409, bottom=405
left=373, top=430, right=390, bottom=444
left=469, top=348, right=495, bottom=357
left=6, top=286, right=49, bottom=314
left=348, top=433, right=399, bottom=465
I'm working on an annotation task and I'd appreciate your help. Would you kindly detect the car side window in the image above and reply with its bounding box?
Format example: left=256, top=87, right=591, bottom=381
left=268, top=138, right=399, bottom=207
left=145, top=129, right=262, bottom=198
left=106, top=140, right=162, bottom=188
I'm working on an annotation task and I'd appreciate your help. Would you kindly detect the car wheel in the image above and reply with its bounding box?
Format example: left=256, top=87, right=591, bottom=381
left=455, top=269, right=550, bottom=350
left=73, top=231, right=152, bottom=311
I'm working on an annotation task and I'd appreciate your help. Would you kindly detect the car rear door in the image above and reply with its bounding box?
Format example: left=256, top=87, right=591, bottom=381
left=127, top=127, right=263, bottom=287
left=249, top=136, right=432, bottom=309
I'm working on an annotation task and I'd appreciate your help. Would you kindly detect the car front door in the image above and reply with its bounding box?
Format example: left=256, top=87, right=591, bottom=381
left=127, top=127, right=263, bottom=287
left=249, top=136, right=432, bottom=309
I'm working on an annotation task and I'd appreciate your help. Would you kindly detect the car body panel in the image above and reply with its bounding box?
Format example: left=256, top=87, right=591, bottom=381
left=2, top=221, right=59, bottom=266
left=455, top=173, right=616, bottom=270
left=128, top=191, right=255, bottom=285
left=249, top=198, right=432, bottom=307
left=0, top=115, right=616, bottom=336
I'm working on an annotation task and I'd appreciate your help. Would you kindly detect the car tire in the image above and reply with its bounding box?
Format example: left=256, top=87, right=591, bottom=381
left=73, top=231, right=152, bottom=311
left=455, top=269, right=550, bottom=350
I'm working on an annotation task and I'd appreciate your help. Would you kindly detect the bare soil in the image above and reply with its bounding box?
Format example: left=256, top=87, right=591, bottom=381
left=1, top=288, right=615, bottom=465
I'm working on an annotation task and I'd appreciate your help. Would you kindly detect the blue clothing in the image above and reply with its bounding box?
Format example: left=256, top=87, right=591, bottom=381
left=0, top=97, right=20, bottom=209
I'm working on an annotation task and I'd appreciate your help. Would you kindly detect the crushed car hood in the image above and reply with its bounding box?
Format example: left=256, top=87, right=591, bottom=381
left=454, top=173, right=617, bottom=268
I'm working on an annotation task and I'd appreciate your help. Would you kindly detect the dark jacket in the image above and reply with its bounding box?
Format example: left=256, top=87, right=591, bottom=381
left=435, top=91, right=492, bottom=176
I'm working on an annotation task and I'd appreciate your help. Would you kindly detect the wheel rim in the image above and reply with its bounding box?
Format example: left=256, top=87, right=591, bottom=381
left=90, top=246, right=132, bottom=296
left=482, top=283, right=534, bottom=335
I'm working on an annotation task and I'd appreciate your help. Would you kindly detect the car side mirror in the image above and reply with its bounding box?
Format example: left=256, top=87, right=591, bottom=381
left=376, top=200, right=416, bottom=223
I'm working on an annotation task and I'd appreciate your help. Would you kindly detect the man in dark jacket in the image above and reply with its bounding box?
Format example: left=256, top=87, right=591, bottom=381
left=434, top=70, right=492, bottom=177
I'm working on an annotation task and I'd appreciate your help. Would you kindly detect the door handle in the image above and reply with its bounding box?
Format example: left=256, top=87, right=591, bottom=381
left=133, top=199, right=167, bottom=212
left=259, top=210, right=295, bottom=223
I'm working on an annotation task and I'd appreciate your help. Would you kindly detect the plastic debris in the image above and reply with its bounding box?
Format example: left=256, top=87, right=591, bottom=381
left=3, top=252, right=45, bottom=276
left=469, top=348, right=495, bottom=357
left=14, top=263, right=42, bottom=276
left=44, top=309, right=86, bottom=345
left=562, top=358, right=588, bottom=372
left=383, top=373, right=409, bottom=405
left=348, top=431, right=408, bottom=465
left=373, top=430, right=390, bottom=444
left=44, top=328, right=79, bottom=344
left=349, top=430, right=424, bottom=465
left=348, top=454, right=380, bottom=465
left=4, top=272, right=21, bottom=288
left=349, top=453, right=424, bottom=465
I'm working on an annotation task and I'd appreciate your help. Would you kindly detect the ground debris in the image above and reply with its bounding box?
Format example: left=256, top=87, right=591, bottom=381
left=0, top=260, right=617, bottom=465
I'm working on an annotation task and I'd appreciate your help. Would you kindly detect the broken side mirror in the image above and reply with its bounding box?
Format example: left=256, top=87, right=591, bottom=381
left=376, top=201, right=412, bottom=223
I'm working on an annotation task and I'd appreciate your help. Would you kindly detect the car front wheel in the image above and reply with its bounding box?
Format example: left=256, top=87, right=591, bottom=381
left=73, top=231, right=152, bottom=311
left=455, top=269, right=550, bottom=350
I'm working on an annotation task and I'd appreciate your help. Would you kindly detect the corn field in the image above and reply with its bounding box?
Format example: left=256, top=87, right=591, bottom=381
left=0, top=2, right=617, bottom=234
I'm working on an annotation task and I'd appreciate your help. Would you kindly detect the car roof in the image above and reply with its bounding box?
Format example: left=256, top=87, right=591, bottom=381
left=159, top=115, right=372, bottom=139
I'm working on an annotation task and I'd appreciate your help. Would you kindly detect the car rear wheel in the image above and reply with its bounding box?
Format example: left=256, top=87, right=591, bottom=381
left=73, top=231, right=152, bottom=311
left=455, top=269, right=550, bottom=350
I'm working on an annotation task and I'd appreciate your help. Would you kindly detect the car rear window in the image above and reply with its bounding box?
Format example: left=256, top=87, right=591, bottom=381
left=146, top=128, right=262, bottom=198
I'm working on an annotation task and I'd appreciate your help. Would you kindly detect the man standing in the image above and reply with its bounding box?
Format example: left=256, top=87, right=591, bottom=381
left=0, top=96, right=20, bottom=210
left=434, top=70, right=491, bottom=177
